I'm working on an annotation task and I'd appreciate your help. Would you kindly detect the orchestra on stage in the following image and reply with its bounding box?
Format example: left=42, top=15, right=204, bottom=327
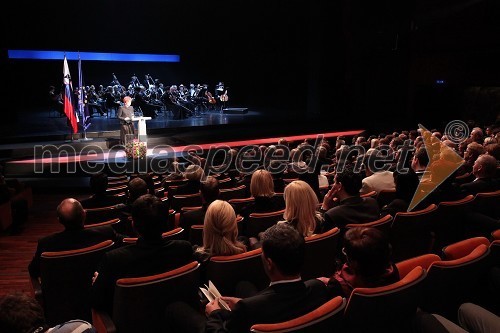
left=51, top=74, right=229, bottom=120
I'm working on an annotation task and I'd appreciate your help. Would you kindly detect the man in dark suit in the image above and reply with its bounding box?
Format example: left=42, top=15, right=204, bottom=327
left=90, top=194, right=194, bottom=314
left=320, top=167, right=380, bottom=232
left=165, top=223, right=332, bottom=333
left=180, top=176, right=219, bottom=240
left=460, top=154, right=499, bottom=195
left=28, top=198, right=124, bottom=279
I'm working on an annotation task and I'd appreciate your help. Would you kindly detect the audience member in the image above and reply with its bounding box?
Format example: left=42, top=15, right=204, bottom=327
left=457, top=302, right=500, bottom=333
left=90, top=194, right=194, bottom=313
left=318, top=226, right=399, bottom=298
left=193, top=200, right=247, bottom=281
left=174, top=164, right=204, bottom=196
left=320, top=167, right=380, bottom=232
left=239, top=169, right=283, bottom=222
left=381, top=169, right=420, bottom=216
left=165, top=223, right=332, bottom=333
left=411, top=147, right=429, bottom=180
left=279, top=180, right=323, bottom=237
left=80, top=172, right=124, bottom=208
left=360, top=150, right=396, bottom=195
left=457, top=142, right=486, bottom=177
left=0, top=292, right=96, bottom=333
left=460, top=154, right=499, bottom=195
left=28, top=198, right=124, bottom=278
left=180, top=176, right=220, bottom=238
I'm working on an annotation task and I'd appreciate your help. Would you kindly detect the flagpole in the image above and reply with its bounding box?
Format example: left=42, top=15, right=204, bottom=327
left=77, top=52, right=93, bottom=142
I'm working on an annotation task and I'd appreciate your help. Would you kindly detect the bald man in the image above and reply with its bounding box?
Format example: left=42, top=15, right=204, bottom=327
left=28, top=198, right=124, bottom=278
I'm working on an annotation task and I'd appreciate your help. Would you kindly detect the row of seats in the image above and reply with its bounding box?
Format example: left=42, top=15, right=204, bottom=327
left=88, top=235, right=497, bottom=333
left=31, top=215, right=500, bottom=331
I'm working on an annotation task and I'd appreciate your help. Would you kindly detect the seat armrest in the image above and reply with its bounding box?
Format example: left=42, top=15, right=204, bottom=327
left=29, top=275, right=43, bottom=305
left=92, top=308, right=116, bottom=333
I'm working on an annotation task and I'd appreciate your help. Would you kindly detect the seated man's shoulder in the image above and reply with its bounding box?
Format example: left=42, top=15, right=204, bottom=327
left=167, top=239, right=194, bottom=250
left=362, top=196, right=379, bottom=206
left=49, top=319, right=96, bottom=333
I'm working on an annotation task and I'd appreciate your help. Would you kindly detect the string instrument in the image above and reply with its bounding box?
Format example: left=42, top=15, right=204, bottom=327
left=220, top=90, right=229, bottom=102
left=206, top=91, right=217, bottom=104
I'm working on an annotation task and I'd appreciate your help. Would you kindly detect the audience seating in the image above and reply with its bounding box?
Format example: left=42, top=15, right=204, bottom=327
left=302, top=227, right=341, bottom=280
left=246, top=209, right=285, bottom=238
left=162, top=179, right=188, bottom=198
left=441, top=236, right=490, bottom=260
left=92, top=261, right=201, bottom=333
left=219, top=185, right=248, bottom=201
left=433, top=195, right=475, bottom=249
left=189, top=224, right=204, bottom=246
left=229, top=197, right=255, bottom=214
left=107, top=178, right=129, bottom=187
left=83, top=218, right=122, bottom=231
left=105, top=185, right=128, bottom=196
left=488, top=239, right=500, bottom=267
left=420, top=244, right=490, bottom=321
left=250, top=296, right=346, bottom=333
left=108, top=175, right=128, bottom=181
left=272, top=192, right=286, bottom=209
left=171, top=193, right=202, bottom=212
left=122, top=227, right=186, bottom=244
left=390, top=204, right=438, bottom=262
left=492, top=229, right=500, bottom=241
left=376, top=189, right=396, bottom=208
left=85, top=205, right=122, bottom=225
left=217, top=177, right=235, bottom=189
left=31, top=240, right=115, bottom=326
left=207, top=248, right=270, bottom=296
left=360, top=190, right=377, bottom=198
left=344, top=266, right=427, bottom=333
left=471, top=189, right=500, bottom=219
left=395, top=253, right=441, bottom=279
left=345, top=214, right=393, bottom=235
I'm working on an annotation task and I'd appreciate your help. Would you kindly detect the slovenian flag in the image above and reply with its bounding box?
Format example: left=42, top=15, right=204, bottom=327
left=63, top=55, right=78, bottom=134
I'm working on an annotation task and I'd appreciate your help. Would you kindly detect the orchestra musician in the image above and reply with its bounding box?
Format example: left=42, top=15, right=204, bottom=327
left=87, top=85, right=106, bottom=117
left=48, top=85, right=64, bottom=116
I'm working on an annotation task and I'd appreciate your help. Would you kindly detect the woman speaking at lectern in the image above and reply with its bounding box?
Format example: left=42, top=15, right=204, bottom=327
left=117, top=96, right=135, bottom=145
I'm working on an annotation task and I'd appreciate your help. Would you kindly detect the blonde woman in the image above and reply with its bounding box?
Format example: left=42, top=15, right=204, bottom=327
left=280, top=180, right=323, bottom=237
left=195, top=200, right=246, bottom=262
left=240, top=169, right=283, bottom=221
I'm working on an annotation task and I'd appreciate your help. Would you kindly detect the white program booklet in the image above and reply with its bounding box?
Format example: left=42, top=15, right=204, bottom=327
left=199, top=280, right=231, bottom=311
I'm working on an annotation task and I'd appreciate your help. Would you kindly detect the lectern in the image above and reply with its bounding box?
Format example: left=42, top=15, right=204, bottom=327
left=132, top=116, right=152, bottom=142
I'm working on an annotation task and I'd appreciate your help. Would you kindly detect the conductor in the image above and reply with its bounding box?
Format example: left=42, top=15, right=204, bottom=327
left=117, top=96, right=135, bottom=145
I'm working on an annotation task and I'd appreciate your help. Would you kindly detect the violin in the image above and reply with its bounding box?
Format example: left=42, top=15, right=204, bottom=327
left=206, top=91, right=217, bottom=104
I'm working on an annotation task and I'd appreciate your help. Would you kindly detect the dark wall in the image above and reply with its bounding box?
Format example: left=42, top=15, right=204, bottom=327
left=3, top=0, right=500, bottom=135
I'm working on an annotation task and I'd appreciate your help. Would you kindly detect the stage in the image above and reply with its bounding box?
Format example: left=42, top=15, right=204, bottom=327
left=0, top=106, right=365, bottom=178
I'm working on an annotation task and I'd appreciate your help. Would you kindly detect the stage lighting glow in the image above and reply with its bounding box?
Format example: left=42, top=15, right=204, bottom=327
left=8, top=50, right=180, bottom=62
